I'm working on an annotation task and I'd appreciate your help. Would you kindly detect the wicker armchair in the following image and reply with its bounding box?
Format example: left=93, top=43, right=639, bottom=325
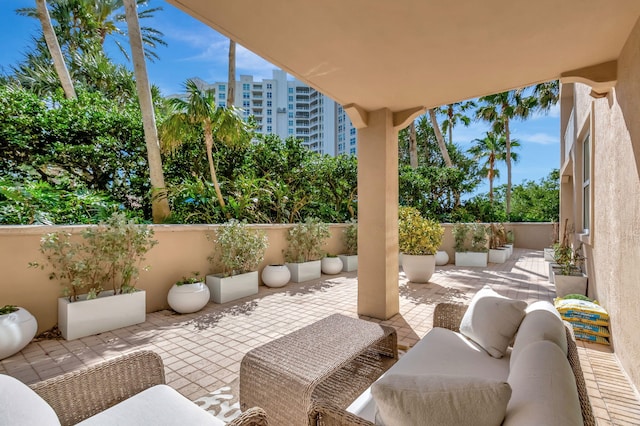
left=28, top=350, right=267, bottom=426
left=309, top=302, right=595, bottom=426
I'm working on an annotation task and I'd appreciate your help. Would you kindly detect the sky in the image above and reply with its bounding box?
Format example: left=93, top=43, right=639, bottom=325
left=0, top=0, right=560, bottom=196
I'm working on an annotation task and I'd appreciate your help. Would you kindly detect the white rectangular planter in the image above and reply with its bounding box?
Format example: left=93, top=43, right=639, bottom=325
left=58, top=290, right=146, bottom=341
left=543, top=247, right=555, bottom=262
left=206, top=271, right=259, bottom=304
left=489, top=248, right=508, bottom=264
left=338, top=255, right=358, bottom=272
left=455, top=252, right=488, bottom=267
left=553, top=273, right=588, bottom=298
left=503, top=244, right=513, bottom=257
left=286, top=260, right=321, bottom=283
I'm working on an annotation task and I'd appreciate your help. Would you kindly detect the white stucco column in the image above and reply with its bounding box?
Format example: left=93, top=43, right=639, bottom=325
left=356, top=108, right=400, bottom=319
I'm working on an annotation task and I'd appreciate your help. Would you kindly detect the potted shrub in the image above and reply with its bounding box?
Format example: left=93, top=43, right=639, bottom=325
left=453, top=223, right=488, bottom=267
left=206, top=220, right=268, bottom=303
left=553, top=242, right=588, bottom=297
left=338, top=219, right=358, bottom=272
left=399, top=207, right=444, bottom=283
left=0, top=305, right=38, bottom=360
left=505, top=228, right=515, bottom=256
left=283, top=217, right=330, bottom=283
left=488, top=223, right=508, bottom=263
left=167, top=273, right=210, bottom=314
left=544, top=221, right=560, bottom=262
left=321, top=254, right=343, bottom=275
left=31, top=212, right=156, bottom=340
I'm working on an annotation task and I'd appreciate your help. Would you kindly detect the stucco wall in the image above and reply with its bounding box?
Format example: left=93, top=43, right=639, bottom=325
left=564, top=18, right=640, bottom=391
left=0, top=222, right=552, bottom=334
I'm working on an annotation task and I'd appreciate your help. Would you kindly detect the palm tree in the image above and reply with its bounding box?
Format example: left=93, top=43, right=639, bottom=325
left=17, top=0, right=166, bottom=62
left=441, top=101, right=475, bottom=146
left=160, top=79, right=250, bottom=211
left=476, top=90, right=536, bottom=216
left=427, top=109, right=453, bottom=167
left=468, top=132, right=520, bottom=204
left=533, top=80, right=559, bottom=112
left=227, top=39, right=236, bottom=107
left=35, top=0, right=76, bottom=99
left=123, top=0, right=170, bottom=223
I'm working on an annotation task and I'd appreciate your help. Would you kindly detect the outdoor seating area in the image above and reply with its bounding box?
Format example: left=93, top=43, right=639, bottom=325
left=1, top=249, right=639, bottom=425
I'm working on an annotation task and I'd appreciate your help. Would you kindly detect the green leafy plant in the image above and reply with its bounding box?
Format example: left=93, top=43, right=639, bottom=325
left=452, top=223, right=470, bottom=252
left=343, top=219, right=358, bottom=256
left=506, top=229, right=515, bottom=244
left=176, top=272, right=202, bottom=286
left=30, top=212, right=157, bottom=302
left=0, top=305, right=18, bottom=315
left=283, top=217, right=330, bottom=263
left=470, top=223, right=489, bottom=252
left=211, top=219, right=268, bottom=276
left=398, top=207, right=444, bottom=256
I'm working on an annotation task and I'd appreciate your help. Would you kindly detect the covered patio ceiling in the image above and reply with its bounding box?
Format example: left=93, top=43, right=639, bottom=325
left=166, top=0, right=640, bottom=112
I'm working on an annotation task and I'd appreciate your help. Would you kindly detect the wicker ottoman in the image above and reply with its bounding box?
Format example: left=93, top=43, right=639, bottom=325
left=239, top=314, right=397, bottom=426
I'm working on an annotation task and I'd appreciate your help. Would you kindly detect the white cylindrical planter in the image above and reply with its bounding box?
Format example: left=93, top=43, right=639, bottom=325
left=435, top=251, right=449, bottom=266
left=262, top=264, right=291, bottom=288
left=168, top=282, right=210, bottom=314
left=0, top=307, right=37, bottom=360
left=402, top=254, right=436, bottom=283
left=321, top=257, right=343, bottom=275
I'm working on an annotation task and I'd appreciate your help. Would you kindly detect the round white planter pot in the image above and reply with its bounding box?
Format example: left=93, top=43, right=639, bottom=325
left=262, top=265, right=291, bottom=288
left=167, top=282, right=210, bottom=314
left=321, top=257, right=343, bottom=275
left=402, top=254, right=436, bottom=283
left=435, top=251, right=449, bottom=266
left=0, top=307, right=37, bottom=360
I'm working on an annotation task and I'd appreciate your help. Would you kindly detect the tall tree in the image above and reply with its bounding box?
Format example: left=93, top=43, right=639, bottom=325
left=18, top=0, right=166, bottom=62
left=123, top=0, right=170, bottom=222
left=35, top=0, right=76, bottom=99
left=441, top=101, right=475, bottom=146
left=160, top=79, right=250, bottom=212
left=468, top=132, right=520, bottom=204
left=408, top=121, right=418, bottom=168
left=476, top=90, right=536, bottom=217
left=227, top=39, right=236, bottom=107
left=427, top=109, right=453, bottom=167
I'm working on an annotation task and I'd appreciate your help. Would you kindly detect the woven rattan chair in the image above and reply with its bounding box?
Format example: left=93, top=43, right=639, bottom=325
left=27, top=350, right=268, bottom=426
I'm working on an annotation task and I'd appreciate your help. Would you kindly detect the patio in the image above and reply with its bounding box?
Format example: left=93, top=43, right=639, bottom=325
left=2, top=249, right=639, bottom=425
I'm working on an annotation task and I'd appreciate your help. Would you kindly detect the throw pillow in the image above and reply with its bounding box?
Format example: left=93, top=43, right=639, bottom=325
left=371, top=374, right=511, bottom=426
left=0, top=375, right=60, bottom=425
left=459, top=285, right=527, bottom=358
left=510, top=301, right=568, bottom=369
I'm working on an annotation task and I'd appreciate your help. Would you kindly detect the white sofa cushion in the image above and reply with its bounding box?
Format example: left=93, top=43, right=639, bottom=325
left=371, top=374, right=511, bottom=426
left=459, top=285, right=527, bottom=358
left=504, top=340, right=582, bottom=426
left=347, top=327, right=510, bottom=422
left=510, top=301, right=568, bottom=369
left=0, top=374, right=60, bottom=426
left=76, top=384, right=223, bottom=425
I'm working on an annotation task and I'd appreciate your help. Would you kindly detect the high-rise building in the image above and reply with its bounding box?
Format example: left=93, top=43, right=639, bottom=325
left=191, top=70, right=357, bottom=156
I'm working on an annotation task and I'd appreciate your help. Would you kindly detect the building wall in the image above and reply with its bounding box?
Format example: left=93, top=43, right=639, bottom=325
left=560, top=18, right=640, bottom=391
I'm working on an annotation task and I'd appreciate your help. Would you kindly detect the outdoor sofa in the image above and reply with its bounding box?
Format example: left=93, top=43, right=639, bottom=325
left=0, top=350, right=268, bottom=426
left=309, top=286, right=595, bottom=426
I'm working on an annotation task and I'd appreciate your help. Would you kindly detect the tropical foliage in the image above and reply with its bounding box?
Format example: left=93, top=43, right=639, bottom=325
left=398, top=207, right=444, bottom=256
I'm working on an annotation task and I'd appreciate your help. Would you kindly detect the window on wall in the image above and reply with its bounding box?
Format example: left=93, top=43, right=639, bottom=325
left=582, top=134, right=591, bottom=233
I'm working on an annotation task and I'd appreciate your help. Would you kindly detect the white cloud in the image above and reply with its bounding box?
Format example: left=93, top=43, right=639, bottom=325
left=517, top=132, right=558, bottom=145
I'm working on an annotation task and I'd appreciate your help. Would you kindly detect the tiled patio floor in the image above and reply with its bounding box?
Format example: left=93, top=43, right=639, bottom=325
left=2, top=249, right=639, bottom=425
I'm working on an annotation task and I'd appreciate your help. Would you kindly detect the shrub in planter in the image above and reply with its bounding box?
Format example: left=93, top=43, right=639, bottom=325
left=398, top=207, right=444, bottom=283
left=339, top=219, right=358, bottom=272
left=168, top=273, right=210, bottom=314
left=453, top=222, right=488, bottom=267
left=206, top=220, right=268, bottom=303
left=283, top=218, right=330, bottom=282
left=30, top=212, right=157, bottom=340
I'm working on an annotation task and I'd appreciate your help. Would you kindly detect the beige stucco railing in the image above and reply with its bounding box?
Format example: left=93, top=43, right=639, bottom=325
left=0, top=222, right=553, bottom=333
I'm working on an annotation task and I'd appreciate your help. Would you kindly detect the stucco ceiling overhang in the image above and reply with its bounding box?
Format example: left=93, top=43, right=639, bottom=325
left=167, top=0, right=640, bottom=115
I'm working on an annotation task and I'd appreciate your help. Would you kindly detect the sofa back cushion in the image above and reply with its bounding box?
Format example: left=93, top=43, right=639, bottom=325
left=510, top=301, right=568, bottom=369
left=371, top=374, right=511, bottom=426
left=0, top=375, right=60, bottom=425
left=459, top=285, right=527, bottom=358
left=504, top=340, right=582, bottom=426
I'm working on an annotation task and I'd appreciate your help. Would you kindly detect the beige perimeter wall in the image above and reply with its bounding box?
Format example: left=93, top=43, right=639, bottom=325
left=0, top=222, right=552, bottom=334
left=565, top=17, right=640, bottom=391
